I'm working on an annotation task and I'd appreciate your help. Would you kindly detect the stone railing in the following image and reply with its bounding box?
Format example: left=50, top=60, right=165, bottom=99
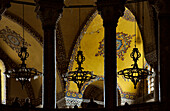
left=0, top=102, right=168, bottom=111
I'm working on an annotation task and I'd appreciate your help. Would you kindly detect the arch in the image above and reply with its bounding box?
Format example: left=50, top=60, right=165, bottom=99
left=65, top=10, right=98, bottom=96
left=0, top=59, right=5, bottom=72
left=82, top=80, right=122, bottom=108
left=125, top=3, right=158, bottom=70
left=0, top=59, right=6, bottom=104
left=65, top=6, right=137, bottom=97
left=83, top=80, right=104, bottom=101
left=82, top=80, right=104, bottom=108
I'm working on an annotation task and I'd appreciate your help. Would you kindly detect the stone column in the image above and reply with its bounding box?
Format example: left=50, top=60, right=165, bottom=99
left=96, top=0, right=125, bottom=110
left=157, top=0, right=170, bottom=109
left=0, top=70, right=1, bottom=104
left=159, top=14, right=170, bottom=102
left=35, top=0, right=64, bottom=109
left=154, top=69, right=159, bottom=102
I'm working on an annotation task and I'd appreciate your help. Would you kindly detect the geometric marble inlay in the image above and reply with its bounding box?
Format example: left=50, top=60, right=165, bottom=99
left=0, top=26, right=31, bottom=52
left=95, top=32, right=135, bottom=61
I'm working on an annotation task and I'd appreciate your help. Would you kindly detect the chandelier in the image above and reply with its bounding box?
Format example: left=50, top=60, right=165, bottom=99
left=118, top=47, right=152, bottom=89
left=118, top=2, right=152, bottom=88
left=4, top=4, right=42, bottom=89
left=63, top=8, right=96, bottom=93
left=64, top=50, right=97, bottom=93
left=5, top=45, right=42, bottom=89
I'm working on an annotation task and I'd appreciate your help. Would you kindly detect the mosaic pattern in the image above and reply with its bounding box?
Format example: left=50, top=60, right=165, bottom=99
left=0, top=60, right=6, bottom=104
left=122, top=8, right=136, bottom=22
left=0, top=26, right=31, bottom=52
left=118, top=84, right=136, bottom=100
left=95, top=32, right=135, bottom=61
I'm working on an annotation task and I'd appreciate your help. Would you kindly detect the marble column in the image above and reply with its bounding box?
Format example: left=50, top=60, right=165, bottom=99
left=154, top=69, right=159, bottom=102
left=0, top=69, right=2, bottom=104
left=159, top=15, right=170, bottom=102
left=35, top=0, right=64, bottom=109
left=158, top=0, right=170, bottom=109
left=96, top=0, right=125, bottom=110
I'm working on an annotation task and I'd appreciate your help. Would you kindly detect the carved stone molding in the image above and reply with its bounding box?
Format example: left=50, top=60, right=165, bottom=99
left=35, top=0, right=64, bottom=29
left=56, top=24, right=68, bottom=93
left=56, top=25, right=68, bottom=74
left=148, top=0, right=162, bottom=14
left=121, top=98, right=134, bottom=105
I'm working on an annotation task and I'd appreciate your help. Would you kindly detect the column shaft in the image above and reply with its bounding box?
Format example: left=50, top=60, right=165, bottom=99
left=159, top=14, right=170, bottom=104
left=35, top=0, right=64, bottom=109
left=96, top=0, right=125, bottom=109
left=104, top=23, right=117, bottom=109
left=43, top=26, right=56, bottom=109
left=154, top=70, right=159, bottom=102
left=0, top=70, right=1, bottom=104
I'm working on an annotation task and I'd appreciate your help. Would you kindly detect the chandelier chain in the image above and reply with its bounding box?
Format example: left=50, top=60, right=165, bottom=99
left=78, top=8, right=81, bottom=50
left=23, top=4, right=25, bottom=46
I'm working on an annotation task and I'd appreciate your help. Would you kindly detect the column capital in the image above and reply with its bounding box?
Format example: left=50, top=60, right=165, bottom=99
left=35, top=0, right=64, bottom=29
left=148, top=0, right=162, bottom=15
left=0, top=0, right=11, bottom=20
left=96, top=0, right=125, bottom=27
left=149, top=0, right=170, bottom=16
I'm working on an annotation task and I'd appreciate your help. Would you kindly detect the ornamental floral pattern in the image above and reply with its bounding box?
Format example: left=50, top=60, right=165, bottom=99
left=95, top=32, right=135, bottom=61
left=0, top=26, right=31, bottom=52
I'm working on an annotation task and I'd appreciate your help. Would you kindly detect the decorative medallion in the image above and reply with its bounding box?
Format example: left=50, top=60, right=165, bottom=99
left=0, top=26, right=31, bottom=52
left=4, top=11, right=43, bottom=46
left=95, top=32, right=135, bottom=61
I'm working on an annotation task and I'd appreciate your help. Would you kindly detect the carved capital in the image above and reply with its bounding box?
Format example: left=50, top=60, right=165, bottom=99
left=96, top=0, right=125, bottom=27
left=0, top=0, right=11, bottom=20
left=148, top=0, right=162, bottom=15
left=35, top=0, right=64, bottom=29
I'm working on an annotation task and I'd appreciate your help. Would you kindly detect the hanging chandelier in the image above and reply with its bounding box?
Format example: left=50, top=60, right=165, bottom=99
left=118, top=2, right=152, bottom=88
left=63, top=8, right=96, bottom=93
left=4, top=4, right=42, bottom=89
left=64, top=50, right=97, bottom=93
left=5, top=45, right=42, bottom=89
left=118, top=47, right=152, bottom=89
